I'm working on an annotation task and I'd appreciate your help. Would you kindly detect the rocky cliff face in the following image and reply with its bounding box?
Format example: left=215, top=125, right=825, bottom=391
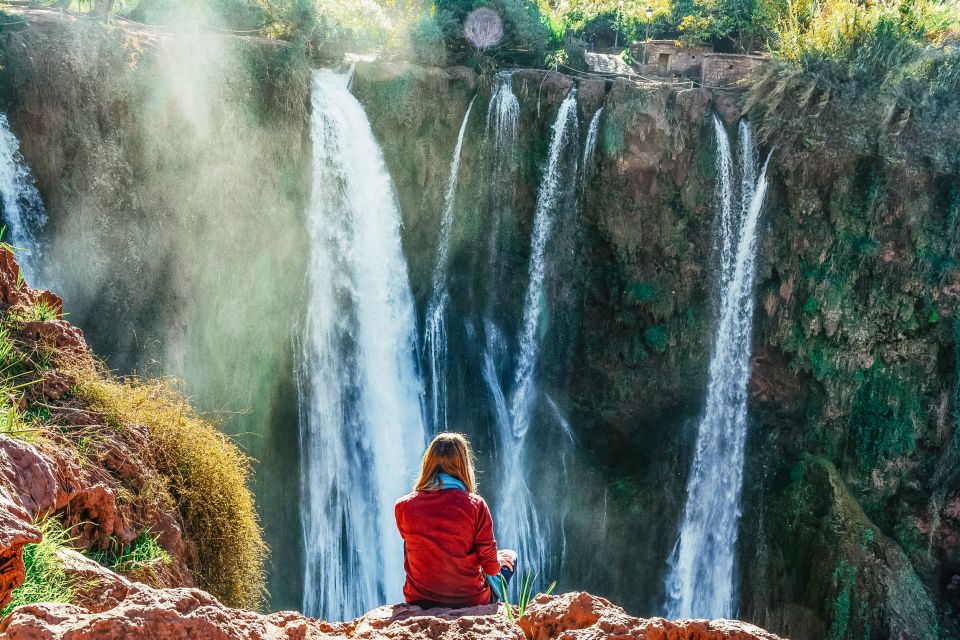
left=0, top=13, right=309, bottom=608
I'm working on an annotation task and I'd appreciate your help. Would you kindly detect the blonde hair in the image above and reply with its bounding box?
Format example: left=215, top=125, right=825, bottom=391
left=413, top=432, right=477, bottom=493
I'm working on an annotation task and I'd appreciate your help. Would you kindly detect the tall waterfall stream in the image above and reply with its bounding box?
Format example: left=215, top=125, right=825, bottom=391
left=663, top=117, right=770, bottom=619
left=299, top=68, right=426, bottom=621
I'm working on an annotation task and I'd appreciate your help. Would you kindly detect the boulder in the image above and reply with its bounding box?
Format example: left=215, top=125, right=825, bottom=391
left=520, top=592, right=785, bottom=640
left=0, top=585, right=342, bottom=640
left=0, top=438, right=57, bottom=611
left=350, top=602, right=521, bottom=639
left=54, top=549, right=131, bottom=613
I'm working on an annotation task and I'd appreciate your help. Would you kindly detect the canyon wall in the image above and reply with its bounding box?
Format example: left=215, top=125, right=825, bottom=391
left=0, top=14, right=957, bottom=638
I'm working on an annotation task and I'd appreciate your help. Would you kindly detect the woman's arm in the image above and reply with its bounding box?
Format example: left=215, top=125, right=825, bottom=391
left=474, top=498, right=502, bottom=576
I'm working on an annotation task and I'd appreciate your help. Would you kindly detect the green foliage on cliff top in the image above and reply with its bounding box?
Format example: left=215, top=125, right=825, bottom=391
left=745, top=0, right=960, bottom=166
left=3, top=518, right=75, bottom=617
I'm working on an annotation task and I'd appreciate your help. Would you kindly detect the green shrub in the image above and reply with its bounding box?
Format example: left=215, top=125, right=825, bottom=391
left=3, top=518, right=74, bottom=617
left=429, top=0, right=551, bottom=67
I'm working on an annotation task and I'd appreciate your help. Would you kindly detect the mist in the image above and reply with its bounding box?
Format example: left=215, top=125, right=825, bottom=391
left=2, top=11, right=312, bottom=607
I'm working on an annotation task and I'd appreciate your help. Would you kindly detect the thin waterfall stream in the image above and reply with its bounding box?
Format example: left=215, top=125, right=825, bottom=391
left=0, top=113, right=47, bottom=284
left=497, top=88, right=580, bottom=577
left=298, top=68, right=426, bottom=622
left=424, top=96, right=477, bottom=433
left=663, top=118, right=770, bottom=619
left=580, top=107, right=603, bottom=190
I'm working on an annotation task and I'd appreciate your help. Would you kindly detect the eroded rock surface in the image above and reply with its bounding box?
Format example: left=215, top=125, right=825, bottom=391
left=0, top=588, right=783, bottom=640
left=521, top=592, right=784, bottom=640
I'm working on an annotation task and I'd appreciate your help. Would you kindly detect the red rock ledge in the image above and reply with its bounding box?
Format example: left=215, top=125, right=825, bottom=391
left=0, top=587, right=784, bottom=640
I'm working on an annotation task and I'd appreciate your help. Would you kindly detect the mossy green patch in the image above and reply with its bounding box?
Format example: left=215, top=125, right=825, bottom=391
left=830, top=560, right=857, bottom=640
left=849, top=365, right=919, bottom=472
left=643, top=325, right=669, bottom=354
left=628, top=281, right=657, bottom=302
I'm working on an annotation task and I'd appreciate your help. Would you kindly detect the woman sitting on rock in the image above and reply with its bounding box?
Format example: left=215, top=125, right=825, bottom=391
left=395, top=432, right=517, bottom=609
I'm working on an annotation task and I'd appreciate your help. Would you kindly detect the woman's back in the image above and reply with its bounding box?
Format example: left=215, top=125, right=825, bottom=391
left=395, top=487, right=500, bottom=607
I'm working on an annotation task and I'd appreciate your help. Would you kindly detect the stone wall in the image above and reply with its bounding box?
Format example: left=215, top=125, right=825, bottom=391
left=630, top=40, right=712, bottom=77
left=701, top=53, right=767, bottom=86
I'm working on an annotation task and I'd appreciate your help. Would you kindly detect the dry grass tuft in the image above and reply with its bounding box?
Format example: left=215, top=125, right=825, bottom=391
left=70, top=359, right=267, bottom=610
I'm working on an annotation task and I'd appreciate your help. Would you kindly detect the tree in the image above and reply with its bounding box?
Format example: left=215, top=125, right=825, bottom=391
left=464, top=6, right=504, bottom=52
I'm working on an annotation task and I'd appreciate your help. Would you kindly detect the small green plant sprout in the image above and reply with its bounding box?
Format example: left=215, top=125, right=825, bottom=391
left=91, top=531, right=172, bottom=578
left=499, top=570, right=557, bottom=622
left=30, top=298, right=60, bottom=322
left=0, top=226, right=15, bottom=256
left=3, top=517, right=76, bottom=616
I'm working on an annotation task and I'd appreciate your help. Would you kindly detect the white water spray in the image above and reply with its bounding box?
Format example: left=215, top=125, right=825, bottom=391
left=298, top=69, right=425, bottom=621
left=484, top=71, right=520, bottom=288
left=664, top=119, right=770, bottom=619
left=0, top=113, right=47, bottom=283
left=423, top=97, right=476, bottom=432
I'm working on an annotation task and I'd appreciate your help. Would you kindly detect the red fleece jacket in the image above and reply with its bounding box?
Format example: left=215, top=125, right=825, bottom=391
left=395, top=489, right=501, bottom=607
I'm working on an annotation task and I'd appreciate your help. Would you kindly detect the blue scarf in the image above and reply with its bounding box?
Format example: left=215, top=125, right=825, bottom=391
left=437, top=472, right=467, bottom=491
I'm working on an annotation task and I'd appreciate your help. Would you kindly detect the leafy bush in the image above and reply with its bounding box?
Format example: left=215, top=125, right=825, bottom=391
left=3, top=518, right=75, bottom=617
left=744, top=0, right=960, bottom=163
left=75, top=369, right=267, bottom=610
left=774, top=0, right=959, bottom=63
left=666, top=0, right=786, bottom=50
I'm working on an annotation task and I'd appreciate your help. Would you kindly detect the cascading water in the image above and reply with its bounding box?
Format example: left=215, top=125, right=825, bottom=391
left=423, top=97, right=476, bottom=433
left=580, top=107, right=603, bottom=190
left=496, top=88, right=580, bottom=576
left=663, top=118, right=770, bottom=619
left=479, top=72, right=520, bottom=405
left=298, top=68, right=426, bottom=622
left=0, top=113, right=47, bottom=283
left=509, top=88, right=579, bottom=440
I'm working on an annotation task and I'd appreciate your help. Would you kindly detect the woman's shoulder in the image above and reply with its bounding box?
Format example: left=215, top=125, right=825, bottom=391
left=395, top=491, right=419, bottom=507
left=466, top=492, right=491, bottom=510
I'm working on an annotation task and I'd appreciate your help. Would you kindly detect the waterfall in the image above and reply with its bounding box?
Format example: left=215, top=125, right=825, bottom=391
left=509, top=88, right=579, bottom=439
left=663, top=119, right=770, bottom=619
left=580, top=107, right=603, bottom=190
left=495, top=88, right=579, bottom=576
left=483, top=71, right=520, bottom=302
left=423, top=97, right=476, bottom=432
left=738, top=120, right=757, bottom=220
left=298, top=69, right=426, bottom=622
left=0, top=113, right=47, bottom=284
